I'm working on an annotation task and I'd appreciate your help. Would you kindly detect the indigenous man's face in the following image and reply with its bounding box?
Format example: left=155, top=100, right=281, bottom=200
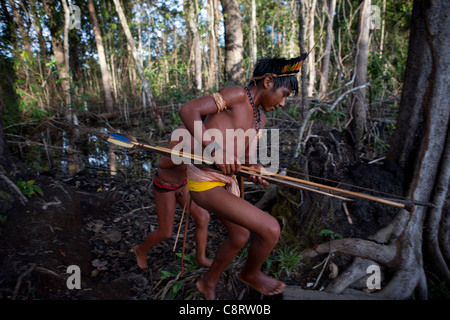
left=262, top=86, right=293, bottom=112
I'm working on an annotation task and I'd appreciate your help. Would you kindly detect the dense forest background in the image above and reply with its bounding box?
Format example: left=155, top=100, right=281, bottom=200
left=0, top=0, right=448, bottom=301
left=0, top=0, right=411, bottom=133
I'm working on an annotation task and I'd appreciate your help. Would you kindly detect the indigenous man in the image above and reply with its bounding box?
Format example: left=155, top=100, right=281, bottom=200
left=178, top=56, right=304, bottom=300
left=134, top=128, right=212, bottom=270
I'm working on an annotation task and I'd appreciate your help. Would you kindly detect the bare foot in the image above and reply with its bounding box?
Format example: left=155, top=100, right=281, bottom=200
left=134, top=246, right=148, bottom=269
left=239, top=271, right=286, bottom=296
left=196, top=278, right=216, bottom=300
left=195, top=256, right=213, bottom=268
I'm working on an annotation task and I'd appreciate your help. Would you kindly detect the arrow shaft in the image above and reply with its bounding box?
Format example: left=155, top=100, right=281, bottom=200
left=64, top=122, right=414, bottom=211
left=239, top=166, right=407, bottom=209
left=130, top=140, right=408, bottom=210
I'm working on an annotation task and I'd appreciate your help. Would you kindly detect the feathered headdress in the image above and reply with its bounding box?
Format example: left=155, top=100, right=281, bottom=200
left=277, top=53, right=309, bottom=76
left=251, top=53, right=309, bottom=82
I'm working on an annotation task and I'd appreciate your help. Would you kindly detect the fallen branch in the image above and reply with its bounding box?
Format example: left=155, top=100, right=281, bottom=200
left=41, top=197, right=62, bottom=210
left=342, top=202, right=353, bottom=224
left=12, top=263, right=36, bottom=299
left=0, top=172, right=28, bottom=205
left=313, top=253, right=331, bottom=289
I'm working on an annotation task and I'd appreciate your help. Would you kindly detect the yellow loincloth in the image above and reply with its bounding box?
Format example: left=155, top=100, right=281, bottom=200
left=187, top=179, right=226, bottom=192
left=186, top=164, right=240, bottom=197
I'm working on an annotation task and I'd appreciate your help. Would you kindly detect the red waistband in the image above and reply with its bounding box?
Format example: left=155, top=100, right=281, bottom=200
left=153, top=173, right=187, bottom=191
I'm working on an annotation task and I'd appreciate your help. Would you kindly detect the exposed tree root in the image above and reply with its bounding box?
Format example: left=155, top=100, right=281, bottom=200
left=302, top=239, right=397, bottom=267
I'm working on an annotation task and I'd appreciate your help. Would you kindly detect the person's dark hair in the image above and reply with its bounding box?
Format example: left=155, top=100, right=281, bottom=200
left=251, top=57, right=300, bottom=96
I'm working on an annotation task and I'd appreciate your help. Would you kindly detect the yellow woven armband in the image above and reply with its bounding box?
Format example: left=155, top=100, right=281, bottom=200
left=212, top=92, right=227, bottom=113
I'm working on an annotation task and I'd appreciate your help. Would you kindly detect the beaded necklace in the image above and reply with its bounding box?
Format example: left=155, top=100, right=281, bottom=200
left=244, top=87, right=261, bottom=132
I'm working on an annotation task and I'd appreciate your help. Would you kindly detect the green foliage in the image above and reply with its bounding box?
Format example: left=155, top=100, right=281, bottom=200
left=158, top=252, right=200, bottom=300
left=15, top=180, right=43, bottom=199
left=288, top=104, right=301, bottom=118
left=318, top=229, right=343, bottom=240
left=312, top=108, right=346, bottom=128
left=267, top=248, right=304, bottom=278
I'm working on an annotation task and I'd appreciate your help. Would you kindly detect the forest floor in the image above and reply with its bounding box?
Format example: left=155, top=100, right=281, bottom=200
left=0, top=169, right=242, bottom=300
left=0, top=165, right=315, bottom=300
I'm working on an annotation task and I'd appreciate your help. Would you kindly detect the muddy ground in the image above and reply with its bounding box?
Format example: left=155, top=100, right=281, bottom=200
left=0, top=169, right=258, bottom=300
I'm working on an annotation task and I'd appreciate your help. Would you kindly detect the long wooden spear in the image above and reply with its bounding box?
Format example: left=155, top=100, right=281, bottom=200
left=58, top=122, right=423, bottom=211
left=105, top=131, right=418, bottom=211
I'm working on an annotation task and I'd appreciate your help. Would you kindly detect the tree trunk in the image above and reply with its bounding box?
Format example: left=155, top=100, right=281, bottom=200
left=287, top=0, right=298, bottom=58
left=301, top=0, right=450, bottom=300
left=8, top=0, right=31, bottom=53
left=61, top=0, right=82, bottom=176
left=0, top=98, right=8, bottom=158
left=173, top=25, right=179, bottom=88
left=207, top=0, right=219, bottom=91
left=112, top=0, right=165, bottom=132
left=221, top=0, right=244, bottom=84
left=250, top=0, right=257, bottom=66
left=88, top=0, right=114, bottom=114
left=350, top=0, right=371, bottom=142
left=387, top=0, right=450, bottom=288
left=42, top=0, right=70, bottom=113
left=319, top=0, right=336, bottom=98
left=298, top=0, right=309, bottom=113
left=185, top=0, right=202, bottom=92
left=306, top=0, right=317, bottom=96
left=28, top=1, right=47, bottom=59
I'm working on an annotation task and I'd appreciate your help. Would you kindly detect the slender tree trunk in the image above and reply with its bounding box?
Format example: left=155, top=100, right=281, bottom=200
left=319, top=0, right=336, bottom=98
left=214, top=0, right=222, bottom=84
left=298, top=0, right=309, bottom=112
left=28, top=1, right=47, bottom=59
left=112, top=0, right=165, bottom=132
left=161, top=28, right=169, bottom=84
left=43, top=0, right=70, bottom=114
left=350, top=0, right=371, bottom=142
left=61, top=0, right=71, bottom=117
left=61, top=0, right=82, bottom=176
left=185, top=0, right=202, bottom=92
left=173, top=25, right=178, bottom=87
left=250, top=0, right=257, bottom=66
left=306, top=0, right=317, bottom=96
left=88, top=0, right=114, bottom=114
left=221, top=0, right=244, bottom=84
left=8, top=0, right=31, bottom=53
left=380, top=0, right=386, bottom=55
left=208, top=0, right=218, bottom=91
left=287, top=0, right=298, bottom=58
